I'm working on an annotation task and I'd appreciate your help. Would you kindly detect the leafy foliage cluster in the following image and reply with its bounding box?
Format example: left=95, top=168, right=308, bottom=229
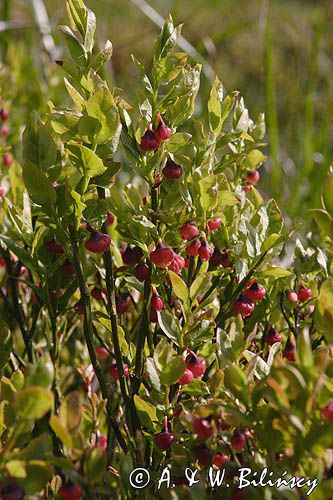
left=0, top=1, right=333, bottom=498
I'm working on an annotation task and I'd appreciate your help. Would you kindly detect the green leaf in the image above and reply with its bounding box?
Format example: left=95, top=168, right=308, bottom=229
left=168, top=271, right=189, bottom=304
left=190, top=273, right=212, bottom=300
left=208, top=76, right=224, bottom=134
left=49, top=415, right=73, bottom=450
left=154, top=15, right=180, bottom=61
left=85, top=448, right=106, bottom=483
left=0, top=235, right=40, bottom=274
left=59, top=391, right=82, bottom=432
left=160, top=356, right=185, bottom=386
left=16, top=434, right=52, bottom=461
left=9, top=161, right=24, bottom=205
left=66, top=143, right=106, bottom=176
left=22, top=161, right=57, bottom=207
left=1, top=376, right=17, bottom=402
left=89, top=40, right=113, bottom=72
left=315, top=278, right=333, bottom=342
left=24, top=460, right=53, bottom=495
left=64, top=78, right=85, bottom=110
left=224, top=365, right=248, bottom=405
left=218, top=190, right=239, bottom=209
left=153, top=338, right=173, bottom=372
left=25, top=359, right=54, bottom=389
left=22, top=191, right=33, bottom=245
left=58, top=25, right=87, bottom=64
left=84, top=8, right=96, bottom=53
left=78, top=86, right=120, bottom=144
left=6, top=460, right=27, bottom=479
left=199, top=175, right=218, bottom=212
left=69, top=188, right=86, bottom=221
left=166, top=133, right=191, bottom=153
left=262, top=233, right=284, bottom=252
left=14, top=387, right=54, bottom=420
left=220, top=319, right=244, bottom=364
left=66, top=0, right=86, bottom=37
left=243, top=351, right=269, bottom=379
left=83, top=198, right=107, bottom=227
left=260, top=266, right=292, bottom=278
left=146, top=358, right=161, bottom=392
left=267, top=342, right=282, bottom=369
left=134, top=395, right=158, bottom=431
left=182, top=378, right=210, bottom=396
left=309, top=209, right=332, bottom=237
left=297, top=328, right=313, bottom=368
left=246, top=149, right=267, bottom=168
left=157, top=310, right=180, bottom=346
left=22, top=116, right=57, bottom=173
left=304, top=422, right=333, bottom=457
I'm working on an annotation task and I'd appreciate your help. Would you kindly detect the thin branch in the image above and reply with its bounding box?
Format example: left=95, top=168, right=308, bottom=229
left=97, top=187, right=137, bottom=436
left=280, top=292, right=296, bottom=335
left=70, top=233, right=128, bottom=453
left=0, top=251, right=33, bottom=363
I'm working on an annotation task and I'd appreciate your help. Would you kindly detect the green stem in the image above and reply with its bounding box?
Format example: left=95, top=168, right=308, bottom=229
left=280, top=293, right=296, bottom=335
left=2, top=250, right=33, bottom=363
left=215, top=251, right=268, bottom=327
left=70, top=233, right=127, bottom=453
left=97, top=187, right=137, bottom=435
left=133, top=270, right=151, bottom=393
left=187, top=256, right=195, bottom=286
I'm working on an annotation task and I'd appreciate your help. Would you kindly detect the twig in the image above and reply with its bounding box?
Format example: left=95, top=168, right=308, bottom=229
left=70, top=233, right=127, bottom=453
left=215, top=250, right=268, bottom=327
left=133, top=272, right=151, bottom=394
left=1, top=251, right=33, bottom=363
left=97, top=187, right=137, bottom=436
left=280, top=292, right=296, bottom=335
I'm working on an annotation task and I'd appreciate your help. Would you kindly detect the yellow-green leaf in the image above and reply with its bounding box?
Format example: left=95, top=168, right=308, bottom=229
left=14, top=387, right=54, bottom=420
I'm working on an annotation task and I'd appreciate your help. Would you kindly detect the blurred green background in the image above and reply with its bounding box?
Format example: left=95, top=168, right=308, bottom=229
left=1, top=0, right=332, bottom=224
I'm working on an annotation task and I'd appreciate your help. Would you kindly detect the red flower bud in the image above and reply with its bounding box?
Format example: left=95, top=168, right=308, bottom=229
left=297, top=285, right=312, bottom=303
left=96, top=347, right=110, bottom=359
left=244, top=281, right=266, bottom=302
left=186, top=350, right=206, bottom=378
left=246, top=169, right=260, bottom=185
left=109, top=362, right=129, bottom=380
left=178, top=368, right=194, bottom=385
left=162, top=158, right=182, bottom=179
left=140, top=124, right=161, bottom=151
left=206, top=218, right=222, bottom=232
left=194, top=417, right=213, bottom=440
left=180, top=223, right=199, bottom=241
left=232, top=295, right=254, bottom=317
left=322, top=400, right=333, bottom=421
left=134, top=263, right=150, bottom=281
left=155, top=113, right=172, bottom=141
left=85, top=230, right=111, bottom=254
left=149, top=244, right=174, bottom=268
left=167, top=254, right=185, bottom=274
left=0, top=107, right=9, bottom=121
left=46, top=240, right=65, bottom=255
left=263, top=325, right=282, bottom=346
left=107, top=211, right=115, bottom=225
left=230, top=429, right=246, bottom=452
left=186, top=240, right=201, bottom=257
left=2, top=153, right=12, bottom=167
